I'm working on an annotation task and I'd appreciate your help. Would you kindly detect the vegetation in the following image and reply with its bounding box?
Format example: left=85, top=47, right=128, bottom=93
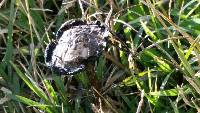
left=0, top=0, right=200, bottom=112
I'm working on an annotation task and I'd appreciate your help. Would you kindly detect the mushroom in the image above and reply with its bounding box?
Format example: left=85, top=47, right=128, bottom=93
left=45, top=19, right=109, bottom=75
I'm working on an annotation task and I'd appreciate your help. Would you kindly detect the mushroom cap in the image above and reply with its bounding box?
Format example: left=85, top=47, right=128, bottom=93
left=45, top=19, right=109, bottom=75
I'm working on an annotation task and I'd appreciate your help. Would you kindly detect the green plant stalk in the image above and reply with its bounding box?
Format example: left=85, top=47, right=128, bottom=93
left=3, top=0, right=15, bottom=77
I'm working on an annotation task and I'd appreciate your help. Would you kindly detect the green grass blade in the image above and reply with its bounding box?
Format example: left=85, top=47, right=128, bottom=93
left=10, top=61, right=49, bottom=102
left=43, top=79, right=59, bottom=105
left=9, top=94, right=52, bottom=113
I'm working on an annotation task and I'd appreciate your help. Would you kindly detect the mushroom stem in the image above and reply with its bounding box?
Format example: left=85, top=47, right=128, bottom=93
left=86, top=62, right=101, bottom=103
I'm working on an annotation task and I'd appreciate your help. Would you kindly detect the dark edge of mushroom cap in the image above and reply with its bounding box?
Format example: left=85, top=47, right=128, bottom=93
left=45, top=41, right=57, bottom=67
left=56, top=19, right=87, bottom=39
left=51, top=64, right=85, bottom=75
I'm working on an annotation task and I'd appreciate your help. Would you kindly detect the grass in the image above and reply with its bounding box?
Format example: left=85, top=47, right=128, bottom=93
left=0, top=0, right=200, bottom=113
